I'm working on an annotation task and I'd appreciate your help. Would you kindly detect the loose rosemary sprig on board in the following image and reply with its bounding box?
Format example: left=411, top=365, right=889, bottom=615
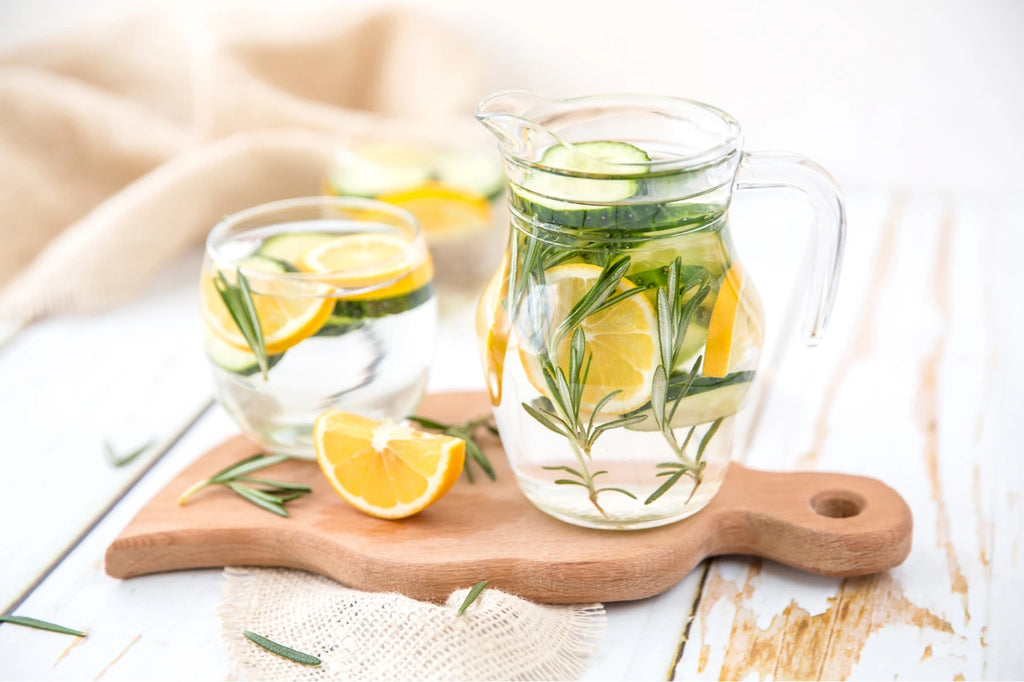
left=405, top=414, right=498, bottom=483
left=214, top=268, right=269, bottom=379
left=178, top=453, right=312, bottom=516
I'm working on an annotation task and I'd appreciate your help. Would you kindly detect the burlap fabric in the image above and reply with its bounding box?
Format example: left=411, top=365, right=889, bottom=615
left=219, top=567, right=606, bottom=681
left=0, top=6, right=491, bottom=322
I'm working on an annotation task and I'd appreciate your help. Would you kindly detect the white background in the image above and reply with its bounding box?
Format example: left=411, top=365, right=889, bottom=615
left=2, top=0, right=1022, bottom=195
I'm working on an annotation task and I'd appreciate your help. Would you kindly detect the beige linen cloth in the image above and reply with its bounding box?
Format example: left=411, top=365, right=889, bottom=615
left=0, top=5, right=490, bottom=322
left=221, top=567, right=605, bottom=681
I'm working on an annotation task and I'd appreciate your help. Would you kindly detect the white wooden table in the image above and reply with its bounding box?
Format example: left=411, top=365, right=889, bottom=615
left=0, top=186, right=1021, bottom=680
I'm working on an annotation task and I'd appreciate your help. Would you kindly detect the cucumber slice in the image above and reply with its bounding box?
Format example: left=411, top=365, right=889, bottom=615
left=203, top=327, right=283, bottom=376
left=627, top=230, right=730, bottom=278
left=622, top=371, right=754, bottom=431
left=540, top=141, right=651, bottom=172
left=257, top=232, right=336, bottom=269
left=327, top=156, right=432, bottom=198
left=520, top=141, right=650, bottom=215
left=331, top=282, right=434, bottom=319
left=433, top=149, right=505, bottom=200
left=237, top=254, right=292, bottom=274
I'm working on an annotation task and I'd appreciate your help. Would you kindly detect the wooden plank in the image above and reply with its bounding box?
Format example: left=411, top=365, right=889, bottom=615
left=0, top=252, right=214, bottom=611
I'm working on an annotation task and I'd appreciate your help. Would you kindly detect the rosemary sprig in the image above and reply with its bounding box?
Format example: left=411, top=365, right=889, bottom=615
left=104, top=439, right=155, bottom=467
left=177, top=453, right=311, bottom=516
left=406, top=415, right=497, bottom=483
left=643, top=258, right=722, bottom=505
left=243, top=631, right=321, bottom=665
left=214, top=268, right=269, bottom=379
left=523, top=327, right=646, bottom=514
left=0, top=615, right=87, bottom=637
left=457, top=580, right=489, bottom=615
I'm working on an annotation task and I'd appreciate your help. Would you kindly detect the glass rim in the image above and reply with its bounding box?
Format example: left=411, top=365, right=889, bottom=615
left=476, top=90, right=744, bottom=175
left=205, top=195, right=425, bottom=285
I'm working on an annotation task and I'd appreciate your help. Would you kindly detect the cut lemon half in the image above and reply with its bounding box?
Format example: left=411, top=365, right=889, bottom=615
left=376, top=182, right=491, bottom=239
left=703, top=263, right=764, bottom=378
left=200, top=269, right=333, bottom=355
left=314, top=410, right=465, bottom=519
left=519, top=263, right=658, bottom=415
left=297, top=232, right=433, bottom=300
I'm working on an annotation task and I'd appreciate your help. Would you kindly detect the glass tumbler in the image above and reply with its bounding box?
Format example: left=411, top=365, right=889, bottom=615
left=200, top=196, right=438, bottom=458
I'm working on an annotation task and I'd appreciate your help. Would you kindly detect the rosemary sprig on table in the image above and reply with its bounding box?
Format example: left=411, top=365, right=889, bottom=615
left=406, top=415, right=497, bottom=483
left=457, top=580, right=489, bottom=616
left=177, top=453, right=312, bottom=517
left=0, top=615, right=87, bottom=637
left=104, top=439, right=155, bottom=467
left=243, top=631, right=321, bottom=665
left=214, top=268, right=269, bottom=379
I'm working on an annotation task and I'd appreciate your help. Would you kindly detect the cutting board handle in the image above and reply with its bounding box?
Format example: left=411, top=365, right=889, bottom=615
left=699, top=464, right=913, bottom=576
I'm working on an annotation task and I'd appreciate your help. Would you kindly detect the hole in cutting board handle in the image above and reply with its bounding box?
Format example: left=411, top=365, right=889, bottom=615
left=810, top=489, right=866, bottom=518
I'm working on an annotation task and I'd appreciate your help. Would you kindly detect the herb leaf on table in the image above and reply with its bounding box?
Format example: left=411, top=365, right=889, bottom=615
left=243, top=630, right=321, bottom=665
left=0, top=615, right=87, bottom=637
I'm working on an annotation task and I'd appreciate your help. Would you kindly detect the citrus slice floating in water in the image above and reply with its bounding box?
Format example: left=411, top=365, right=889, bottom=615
left=703, top=263, right=763, bottom=378
left=297, top=232, right=433, bottom=300
left=314, top=410, right=465, bottom=519
left=519, top=262, right=658, bottom=415
left=376, top=182, right=491, bottom=239
left=200, top=268, right=334, bottom=356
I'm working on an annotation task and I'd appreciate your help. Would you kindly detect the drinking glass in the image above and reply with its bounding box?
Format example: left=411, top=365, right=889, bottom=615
left=201, top=196, right=437, bottom=458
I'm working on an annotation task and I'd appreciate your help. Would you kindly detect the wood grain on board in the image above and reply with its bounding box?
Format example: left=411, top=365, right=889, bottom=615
left=106, top=391, right=912, bottom=604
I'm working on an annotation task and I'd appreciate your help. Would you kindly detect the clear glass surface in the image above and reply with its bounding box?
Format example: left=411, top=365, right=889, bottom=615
left=201, top=197, right=437, bottom=458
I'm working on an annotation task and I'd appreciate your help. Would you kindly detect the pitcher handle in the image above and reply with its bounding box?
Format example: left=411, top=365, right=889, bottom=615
left=734, top=152, right=847, bottom=344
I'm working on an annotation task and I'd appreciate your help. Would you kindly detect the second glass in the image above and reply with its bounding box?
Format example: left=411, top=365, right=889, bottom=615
left=201, top=197, right=437, bottom=458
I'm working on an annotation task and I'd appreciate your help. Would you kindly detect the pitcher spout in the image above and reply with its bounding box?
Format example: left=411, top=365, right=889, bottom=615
left=475, top=90, right=563, bottom=160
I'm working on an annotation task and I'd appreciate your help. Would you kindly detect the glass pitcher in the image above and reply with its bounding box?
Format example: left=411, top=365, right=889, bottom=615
left=475, top=92, right=845, bottom=530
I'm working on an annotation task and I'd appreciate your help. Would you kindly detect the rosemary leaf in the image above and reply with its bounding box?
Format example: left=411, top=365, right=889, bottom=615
left=0, top=615, right=86, bottom=637
left=104, top=439, right=154, bottom=468
left=542, top=465, right=586, bottom=478
left=461, top=436, right=496, bottom=481
left=597, top=486, right=638, bottom=500
left=237, top=477, right=313, bottom=493
left=406, top=414, right=498, bottom=482
left=553, top=478, right=590, bottom=487
left=210, top=453, right=291, bottom=485
left=457, top=580, right=489, bottom=616
left=696, top=417, right=724, bottom=462
left=227, top=482, right=289, bottom=516
left=236, top=271, right=268, bottom=379
left=645, top=471, right=684, bottom=505
left=521, top=403, right=569, bottom=436
left=243, top=631, right=321, bottom=665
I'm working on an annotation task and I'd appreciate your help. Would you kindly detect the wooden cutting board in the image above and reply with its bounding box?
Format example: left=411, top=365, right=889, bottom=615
left=105, top=391, right=912, bottom=603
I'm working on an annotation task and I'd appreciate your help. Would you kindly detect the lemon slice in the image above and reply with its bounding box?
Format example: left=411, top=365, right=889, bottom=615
left=519, top=262, right=658, bottom=415
left=200, top=269, right=333, bottom=355
left=297, top=232, right=433, bottom=300
left=703, top=263, right=763, bottom=378
left=314, top=410, right=465, bottom=519
left=376, top=182, right=492, bottom=240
